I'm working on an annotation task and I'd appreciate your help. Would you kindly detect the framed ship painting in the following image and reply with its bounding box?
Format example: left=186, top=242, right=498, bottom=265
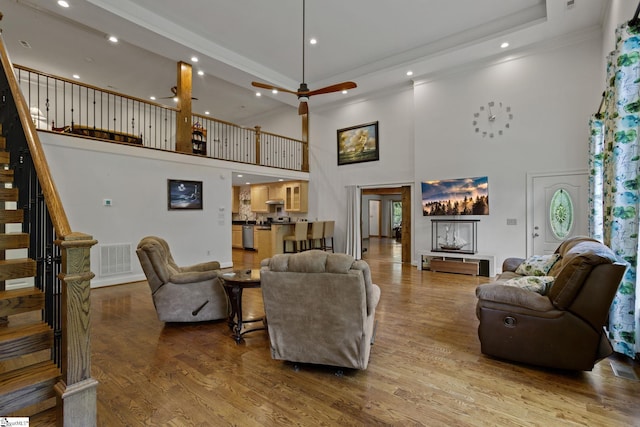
left=337, top=121, right=379, bottom=165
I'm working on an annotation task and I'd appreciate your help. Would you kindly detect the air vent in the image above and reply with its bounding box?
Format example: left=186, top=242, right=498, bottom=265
left=19, top=40, right=32, bottom=49
left=100, top=243, right=132, bottom=276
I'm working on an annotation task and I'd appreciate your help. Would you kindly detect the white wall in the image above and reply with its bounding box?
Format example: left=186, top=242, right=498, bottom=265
left=40, top=26, right=605, bottom=283
left=41, top=133, right=233, bottom=287
left=414, top=32, right=602, bottom=267
left=255, top=31, right=602, bottom=271
left=602, top=1, right=639, bottom=77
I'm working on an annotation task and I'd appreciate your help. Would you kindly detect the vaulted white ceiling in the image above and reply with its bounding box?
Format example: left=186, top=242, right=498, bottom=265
left=0, top=0, right=605, bottom=125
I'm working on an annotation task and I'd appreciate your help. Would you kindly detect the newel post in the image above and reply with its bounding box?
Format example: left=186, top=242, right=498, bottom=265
left=254, top=125, right=261, bottom=166
left=54, top=231, right=98, bottom=427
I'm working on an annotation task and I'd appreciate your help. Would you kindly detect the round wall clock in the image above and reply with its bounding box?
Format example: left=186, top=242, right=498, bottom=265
left=472, top=101, right=513, bottom=138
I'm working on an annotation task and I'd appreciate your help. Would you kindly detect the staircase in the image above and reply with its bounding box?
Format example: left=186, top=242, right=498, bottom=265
left=0, top=131, right=61, bottom=416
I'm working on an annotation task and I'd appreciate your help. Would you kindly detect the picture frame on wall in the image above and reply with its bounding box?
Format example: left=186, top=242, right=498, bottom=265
left=168, top=179, right=203, bottom=210
left=337, top=121, right=379, bottom=166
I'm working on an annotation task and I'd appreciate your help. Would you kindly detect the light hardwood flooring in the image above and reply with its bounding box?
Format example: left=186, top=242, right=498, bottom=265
left=31, top=238, right=640, bottom=426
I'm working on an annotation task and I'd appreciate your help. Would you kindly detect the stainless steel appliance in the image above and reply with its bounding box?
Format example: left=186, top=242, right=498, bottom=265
left=242, top=225, right=254, bottom=249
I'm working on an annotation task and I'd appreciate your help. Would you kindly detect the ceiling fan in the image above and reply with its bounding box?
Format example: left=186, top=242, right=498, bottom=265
left=159, top=86, right=198, bottom=100
left=251, top=0, right=356, bottom=115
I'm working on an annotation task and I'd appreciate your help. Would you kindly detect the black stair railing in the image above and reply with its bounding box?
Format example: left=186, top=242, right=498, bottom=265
left=0, top=69, right=63, bottom=365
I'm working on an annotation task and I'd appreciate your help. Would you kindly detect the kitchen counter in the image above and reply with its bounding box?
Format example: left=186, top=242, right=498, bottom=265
left=233, top=221, right=321, bottom=260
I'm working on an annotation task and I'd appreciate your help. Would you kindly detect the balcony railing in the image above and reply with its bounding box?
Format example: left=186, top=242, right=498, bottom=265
left=15, top=65, right=308, bottom=172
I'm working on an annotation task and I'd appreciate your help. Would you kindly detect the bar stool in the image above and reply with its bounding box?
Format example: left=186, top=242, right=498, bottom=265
left=322, top=220, right=334, bottom=252
left=283, top=221, right=309, bottom=253
left=307, top=221, right=324, bottom=250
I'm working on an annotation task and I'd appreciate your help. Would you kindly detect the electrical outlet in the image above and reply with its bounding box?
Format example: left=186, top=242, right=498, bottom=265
left=506, top=218, right=517, bottom=226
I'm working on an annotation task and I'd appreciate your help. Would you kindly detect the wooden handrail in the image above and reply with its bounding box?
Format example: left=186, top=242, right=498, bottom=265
left=0, top=37, right=72, bottom=236
left=1, top=31, right=99, bottom=426
left=15, top=64, right=180, bottom=111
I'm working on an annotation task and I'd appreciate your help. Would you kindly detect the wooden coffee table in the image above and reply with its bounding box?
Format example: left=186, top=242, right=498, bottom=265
left=220, top=269, right=265, bottom=342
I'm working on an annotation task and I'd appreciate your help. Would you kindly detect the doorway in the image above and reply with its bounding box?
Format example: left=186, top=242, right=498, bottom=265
left=361, top=186, right=412, bottom=263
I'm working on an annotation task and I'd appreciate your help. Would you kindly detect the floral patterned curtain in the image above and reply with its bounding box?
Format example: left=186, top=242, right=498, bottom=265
left=588, top=22, right=640, bottom=359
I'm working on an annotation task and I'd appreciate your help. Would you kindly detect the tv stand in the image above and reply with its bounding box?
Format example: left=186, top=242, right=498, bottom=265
left=417, top=250, right=495, bottom=277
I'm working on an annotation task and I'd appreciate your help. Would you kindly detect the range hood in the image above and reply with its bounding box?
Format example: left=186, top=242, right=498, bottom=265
left=265, top=199, right=284, bottom=205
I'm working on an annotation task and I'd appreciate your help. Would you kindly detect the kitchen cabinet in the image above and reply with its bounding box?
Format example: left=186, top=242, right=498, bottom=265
left=250, top=185, right=269, bottom=212
left=285, top=181, right=308, bottom=212
left=268, top=183, right=285, bottom=201
left=253, top=227, right=260, bottom=251
left=255, top=228, right=273, bottom=259
left=232, top=225, right=243, bottom=249
left=232, top=186, right=240, bottom=213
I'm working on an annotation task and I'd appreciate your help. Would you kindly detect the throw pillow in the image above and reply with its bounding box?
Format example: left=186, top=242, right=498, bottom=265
left=515, top=254, right=560, bottom=276
left=503, top=276, right=555, bottom=295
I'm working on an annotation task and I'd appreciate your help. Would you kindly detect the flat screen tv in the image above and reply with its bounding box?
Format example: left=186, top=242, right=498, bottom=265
left=421, top=176, right=489, bottom=216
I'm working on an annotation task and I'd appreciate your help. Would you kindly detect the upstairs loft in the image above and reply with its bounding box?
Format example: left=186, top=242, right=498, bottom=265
left=15, top=64, right=309, bottom=175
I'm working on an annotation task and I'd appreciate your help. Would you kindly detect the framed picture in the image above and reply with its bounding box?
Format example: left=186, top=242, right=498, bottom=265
left=168, top=179, right=203, bottom=210
left=337, top=121, right=379, bottom=165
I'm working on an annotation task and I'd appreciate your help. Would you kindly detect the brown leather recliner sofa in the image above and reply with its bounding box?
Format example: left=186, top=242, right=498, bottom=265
left=260, top=250, right=381, bottom=370
left=136, top=236, right=229, bottom=322
left=475, top=236, right=626, bottom=370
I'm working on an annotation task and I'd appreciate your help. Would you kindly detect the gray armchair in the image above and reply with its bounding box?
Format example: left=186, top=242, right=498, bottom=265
left=260, top=250, right=381, bottom=370
left=136, top=236, right=228, bottom=322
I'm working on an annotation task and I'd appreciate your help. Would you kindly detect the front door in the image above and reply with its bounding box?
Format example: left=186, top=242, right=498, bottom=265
left=528, top=171, right=588, bottom=255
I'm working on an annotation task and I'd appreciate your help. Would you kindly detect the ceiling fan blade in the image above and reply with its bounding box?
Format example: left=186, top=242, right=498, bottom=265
left=307, top=81, right=357, bottom=97
left=162, top=86, right=198, bottom=100
left=158, top=96, right=198, bottom=100
left=298, top=100, right=308, bottom=115
left=251, top=81, right=298, bottom=95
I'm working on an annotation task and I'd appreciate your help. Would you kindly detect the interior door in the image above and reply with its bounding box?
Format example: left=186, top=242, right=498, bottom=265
left=369, top=200, right=380, bottom=237
left=528, top=171, right=588, bottom=255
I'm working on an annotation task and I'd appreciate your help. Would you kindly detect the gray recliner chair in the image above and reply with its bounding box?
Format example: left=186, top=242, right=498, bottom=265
left=260, top=250, right=381, bottom=370
left=136, top=236, right=228, bottom=322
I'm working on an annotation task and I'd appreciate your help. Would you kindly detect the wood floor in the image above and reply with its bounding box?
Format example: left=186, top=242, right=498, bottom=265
left=32, top=238, right=640, bottom=426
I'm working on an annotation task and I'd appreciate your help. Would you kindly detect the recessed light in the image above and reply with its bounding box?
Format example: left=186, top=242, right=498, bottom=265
left=58, top=1, right=70, bottom=8
left=309, top=38, right=317, bottom=45
left=237, top=174, right=243, bottom=178
left=500, top=42, right=509, bottom=49
left=205, top=111, right=210, bottom=115
left=245, top=182, right=251, bottom=185
left=342, top=90, right=348, bottom=94
left=272, top=89, right=278, bottom=94
left=197, top=70, right=204, bottom=76
left=191, top=56, right=199, bottom=62
left=278, top=179, right=284, bottom=181
left=72, top=74, right=80, bottom=79
left=150, top=96, right=156, bottom=100
left=406, top=70, right=413, bottom=76
left=173, top=97, right=178, bottom=102
left=108, top=35, right=118, bottom=43
left=256, top=92, right=262, bottom=97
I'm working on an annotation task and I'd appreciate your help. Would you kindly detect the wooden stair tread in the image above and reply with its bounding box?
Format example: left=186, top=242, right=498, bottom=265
left=0, top=187, right=18, bottom=202
left=0, top=232, right=30, bottom=250
left=0, top=209, right=24, bottom=224
left=0, top=322, right=53, bottom=362
left=0, top=287, right=44, bottom=317
left=0, top=169, right=14, bottom=183
left=0, top=258, right=37, bottom=282
left=0, top=360, right=60, bottom=414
